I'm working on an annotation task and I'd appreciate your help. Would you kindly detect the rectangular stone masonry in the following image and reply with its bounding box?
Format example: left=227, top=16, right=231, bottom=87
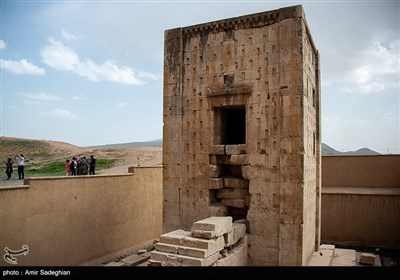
left=225, top=223, right=246, bottom=247
left=359, top=253, right=376, bottom=266
left=163, top=5, right=321, bottom=266
left=150, top=250, right=221, bottom=266
left=182, top=235, right=225, bottom=251
left=216, top=188, right=248, bottom=199
left=191, top=216, right=233, bottom=239
left=224, top=178, right=249, bottom=189
left=226, top=145, right=247, bottom=155
left=210, top=145, right=225, bottom=155
left=229, top=155, right=249, bottom=165
left=159, top=229, right=192, bottom=245
left=210, top=178, right=224, bottom=189
left=155, top=242, right=218, bottom=258
left=208, top=165, right=224, bottom=178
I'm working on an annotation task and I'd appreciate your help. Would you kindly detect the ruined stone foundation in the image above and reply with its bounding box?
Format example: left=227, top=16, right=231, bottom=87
left=150, top=217, right=247, bottom=266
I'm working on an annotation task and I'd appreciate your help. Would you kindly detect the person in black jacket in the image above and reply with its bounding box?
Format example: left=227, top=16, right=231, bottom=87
left=89, top=155, right=96, bottom=175
left=5, top=158, right=13, bottom=179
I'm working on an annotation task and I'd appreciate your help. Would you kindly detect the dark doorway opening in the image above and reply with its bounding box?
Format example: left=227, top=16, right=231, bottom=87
left=220, top=107, right=246, bottom=145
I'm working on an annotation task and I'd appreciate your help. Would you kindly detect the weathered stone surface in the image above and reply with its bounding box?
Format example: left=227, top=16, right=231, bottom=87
left=210, top=145, right=225, bottom=154
left=163, top=5, right=321, bottom=266
left=359, top=253, right=376, bottom=266
left=308, top=252, right=332, bottom=266
left=191, top=216, right=233, bottom=238
left=214, top=236, right=248, bottom=266
left=320, top=244, right=335, bottom=250
left=210, top=178, right=224, bottom=189
left=229, top=155, right=249, bottom=165
left=225, top=223, right=246, bottom=247
left=151, top=250, right=221, bottom=266
left=105, top=262, right=125, bottom=266
left=226, top=145, right=247, bottom=155
left=221, top=199, right=246, bottom=208
left=137, top=260, right=150, bottom=267
left=331, top=248, right=356, bottom=266
left=216, top=188, right=248, bottom=199
left=121, top=254, right=147, bottom=266
left=155, top=242, right=218, bottom=258
left=208, top=165, right=224, bottom=178
left=192, top=217, right=232, bottom=236
left=159, top=229, right=192, bottom=245
left=182, top=235, right=225, bottom=251
left=224, top=178, right=249, bottom=189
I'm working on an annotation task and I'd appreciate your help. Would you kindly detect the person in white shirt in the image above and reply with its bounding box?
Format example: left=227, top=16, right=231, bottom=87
left=15, top=154, right=25, bottom=180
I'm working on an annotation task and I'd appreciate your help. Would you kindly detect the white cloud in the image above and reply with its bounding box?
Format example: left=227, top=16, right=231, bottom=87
left=338, top=38, right=399, bottom=94
left=40, top=109, right=79, bottom=120
left=138, top=71, right=160, bottom=81
left=61, top=29, right=81, bottom=41
left=75, top=59, right=143, bottom=85
left=116, top=102, right=130, bottom=107
left=41, top=38, right=156, bottom=85
left=0, top=59, right=45, bottom=75
left=18, top=92, right=62, bottom=101
left=41, top=38, right=79, bottom=71
left=0, top=39, right=6, bottom=49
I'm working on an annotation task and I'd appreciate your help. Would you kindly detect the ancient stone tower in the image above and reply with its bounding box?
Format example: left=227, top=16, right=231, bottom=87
left=163, top=5, right=321, bottom=266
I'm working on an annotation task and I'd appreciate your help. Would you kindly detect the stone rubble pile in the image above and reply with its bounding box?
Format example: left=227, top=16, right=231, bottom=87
left=149, top=216, right=247, bottom=266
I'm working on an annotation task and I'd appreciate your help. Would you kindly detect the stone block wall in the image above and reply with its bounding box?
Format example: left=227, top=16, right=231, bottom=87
left=163, top=5, right=320, bottom=265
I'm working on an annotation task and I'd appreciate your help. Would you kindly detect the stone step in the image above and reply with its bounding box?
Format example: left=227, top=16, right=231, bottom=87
left=331, top=248, right=356, bottom=266
left=308, top=252, right=333, bottom=266
left=155, top=242, right=221, bottom=258
left=121, top=254, right=148, bottom=266
left=104, top=261, right=126, bottom=266
left=150, top=250, right=221, bottom=266
left=191, top=216, right=233, bottom=239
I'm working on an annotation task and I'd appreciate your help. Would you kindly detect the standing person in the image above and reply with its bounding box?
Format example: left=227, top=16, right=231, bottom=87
left=78, top=156, right=88, bottom=175
left=15, top=154, right=24, bottom=180
left=89, top=155, right=96, bottom=175
left=5, top=158, right=13, bottom=180
left=65, top=159, right=71, bottom=176
left=70, top=157, right=77, bottom=176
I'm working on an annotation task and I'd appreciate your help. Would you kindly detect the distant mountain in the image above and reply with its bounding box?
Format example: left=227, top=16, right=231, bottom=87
left=89, top=139, right=162, bottom=149
left=322, top=143, right=342, bottom=155
left=322, top=143, right=380, bottom=156
left=344, top=147, right=381, bottom=156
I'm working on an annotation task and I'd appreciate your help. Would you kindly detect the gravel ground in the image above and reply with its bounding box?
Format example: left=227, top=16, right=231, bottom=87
left=0, top=178, right=24, bottom=187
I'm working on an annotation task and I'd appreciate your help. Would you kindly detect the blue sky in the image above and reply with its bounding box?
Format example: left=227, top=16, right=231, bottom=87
left=0, top=0, right=399, bottom=153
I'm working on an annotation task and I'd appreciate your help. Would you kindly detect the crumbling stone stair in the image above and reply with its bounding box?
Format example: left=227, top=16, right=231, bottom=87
left=149, top=216, right=247, bottom=266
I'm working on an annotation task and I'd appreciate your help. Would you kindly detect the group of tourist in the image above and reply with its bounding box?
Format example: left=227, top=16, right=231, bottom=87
left=5, top=154, right=25, bottom=180
left=5, top=154, right=97, bottom=179
left=65, top=155, right=96, bottom=176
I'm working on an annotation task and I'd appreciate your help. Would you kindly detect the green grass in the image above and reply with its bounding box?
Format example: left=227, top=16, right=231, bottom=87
left=24, top=159, right=116, bottom=177
left=27, top=162, right=66, bottom=176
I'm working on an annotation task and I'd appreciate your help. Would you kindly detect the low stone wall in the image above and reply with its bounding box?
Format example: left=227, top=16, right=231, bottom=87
left=0, top=166, right=163, bottom=266
left=322, top=155, right=400, bottom=189
left=321, top=187, right=400, bottom=249
left=321, top=155, right=400, bottom=249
